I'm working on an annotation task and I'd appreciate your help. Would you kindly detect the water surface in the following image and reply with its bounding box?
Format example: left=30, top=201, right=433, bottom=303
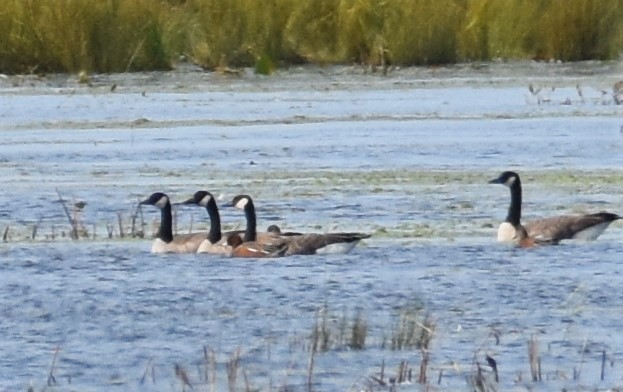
left=1, top=62, right=623, bottom=391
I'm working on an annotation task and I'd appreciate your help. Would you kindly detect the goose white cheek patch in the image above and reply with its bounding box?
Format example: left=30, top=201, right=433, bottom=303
left=155, top=196, right=169, bottom=209
left=235, top=198, right=248, bottom=209
left=200, top=195, right=212, bottom=207
left=504, top=176, right=516, bottom=187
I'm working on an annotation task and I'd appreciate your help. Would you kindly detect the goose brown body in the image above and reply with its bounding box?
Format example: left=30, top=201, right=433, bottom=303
left=139, top=192, right=206, bottom=253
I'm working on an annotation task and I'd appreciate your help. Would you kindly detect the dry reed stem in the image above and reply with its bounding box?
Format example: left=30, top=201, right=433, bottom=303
left=380, top=359, right=385, bottom=384
left=202, top=346, right=209, bottom=383
left=56, top=189, right=78, bottom=239
left=117, top=212, right=124, bottom=238
left=106, top=222, right=114, bottom=238
left=474, top=362, right=485, bottom=392
left=47, top=346, right=60, bottom=386
left=418, top=347, right=429, bottom=384
left=140, top=358, right=155, bottom=384
left=130, top=205, right=138, bottom=237
left=486, top=354, right=498, bottom=383
left=175, top=363, right=193, bottom=391
left=209, top=348, right=216, bottom=392
left=528, top=334, right=540, bottom=381
left=243, top=369, right=251, bottom=392
left=308, top=310, right=320, bottom=392
left=227, top=348, right=241, bottom=392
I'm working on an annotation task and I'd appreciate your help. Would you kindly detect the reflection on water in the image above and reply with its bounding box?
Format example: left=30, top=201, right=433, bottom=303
left=1, top=64, right=623, bottom=390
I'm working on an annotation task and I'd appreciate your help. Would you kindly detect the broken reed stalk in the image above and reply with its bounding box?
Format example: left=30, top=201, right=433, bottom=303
left=486, top=354, right=498, bottom=383
left=209, top=348, right=216, bottom=392
left=528, top=335, right=540, bottom=381
left=2, top=226, right=8, bottom=242
left=106, top=222, right=114, bottom=238
left=350, top=310, right=367, bottom=350
left=601, top=350, right=606, bottom=381
left=139, top=201, right=146, bottom=237
left=396, top=360, right=408, bottom=383
left=131, top=201, right=145, bottom=238
left=227, top=348, right=241, bottom=392
left=203, top=346, right=209, bottom=383
left=117, top=212, right=124, bottom=238
left=175, top=363, right=193, bottom=392
left=56, top=189, right=78, bottom=239
left=243, top=369, right=251, bottom=392
left=130, top=206, right=137, bottom=237
left=320, top=305, right=330, bottom=352
left=474, top=362, right=485, bottom=392
left=380, top=359, right=385, bottom=384
left=418, top=348, right=428, bottom=384
left=47, top=346, right=60, bottom=386
left=308, top=311, right=320, bottom=392
left=140, top=358, right=155, bottom=384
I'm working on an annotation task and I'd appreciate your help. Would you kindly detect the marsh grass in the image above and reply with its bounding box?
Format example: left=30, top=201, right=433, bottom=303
left=0, top=0, right=171, bottom=74
left=1, top=0, right=622, bottom=74
left=308, top=300, right=433, bottom=353
left=34, top=319, right=619, bottom=392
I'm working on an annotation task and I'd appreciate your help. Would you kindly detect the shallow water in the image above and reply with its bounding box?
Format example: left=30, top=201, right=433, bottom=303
left=1, top=62, right=623, bottom=391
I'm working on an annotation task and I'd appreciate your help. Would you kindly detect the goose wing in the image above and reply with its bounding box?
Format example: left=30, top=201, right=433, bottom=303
left=525, top=212, right=619, bottom=242
left=171, top=232, right=209, bottom=253
left=284, top=232, right=371, bottom=255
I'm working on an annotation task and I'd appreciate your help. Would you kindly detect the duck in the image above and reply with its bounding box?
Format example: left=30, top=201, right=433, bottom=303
left=225, top=231, right=288, bottom=258
left=139, top=192, right=207, bottom=253
left=489, top=171, right=620, bottom=245
left=229, top=194, right=371, bottom=255
left=179, top=191, right=233, bottom=256
left=266, top=224, right=302, bottom=236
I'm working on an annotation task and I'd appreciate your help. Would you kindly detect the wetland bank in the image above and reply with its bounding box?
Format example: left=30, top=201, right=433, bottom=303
left=1, top=62, right=623, bottom=391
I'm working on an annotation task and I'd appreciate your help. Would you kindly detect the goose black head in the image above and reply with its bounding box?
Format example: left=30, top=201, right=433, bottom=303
left=488, top=171, right=520, bottom=187
left=231, top=195, right=252, bottom=210
left=139, top=192, right=170, bottom=209
left=181, top=190, right=214, bottom=207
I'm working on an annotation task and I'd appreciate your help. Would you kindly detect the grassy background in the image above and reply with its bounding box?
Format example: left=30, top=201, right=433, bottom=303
left=1, top=0, right=622, bottom=74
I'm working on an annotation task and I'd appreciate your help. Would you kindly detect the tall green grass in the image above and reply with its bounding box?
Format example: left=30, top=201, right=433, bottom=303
left=0, top=0, right=622, bottom=74
left=0, top=0, right=171, bottom=73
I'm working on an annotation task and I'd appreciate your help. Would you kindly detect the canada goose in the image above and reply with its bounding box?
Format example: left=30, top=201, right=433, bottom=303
left=182, top=190, right=281, bottom=255
left=229, top=195, right=371, bottom=255
left=489, top=171, right=620, bottom=244
left=139, top=192, right=206, bottom=253
left=180, top=191, right=233, bottom=256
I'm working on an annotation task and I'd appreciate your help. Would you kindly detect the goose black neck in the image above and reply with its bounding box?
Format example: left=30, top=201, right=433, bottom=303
left=206, top=198, right=222, bottom=244
left=506, top=178, right=522, bottom=226
left=243, top=200, right=257, bottom=242
left=158, top=202, right=174, bottom=243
